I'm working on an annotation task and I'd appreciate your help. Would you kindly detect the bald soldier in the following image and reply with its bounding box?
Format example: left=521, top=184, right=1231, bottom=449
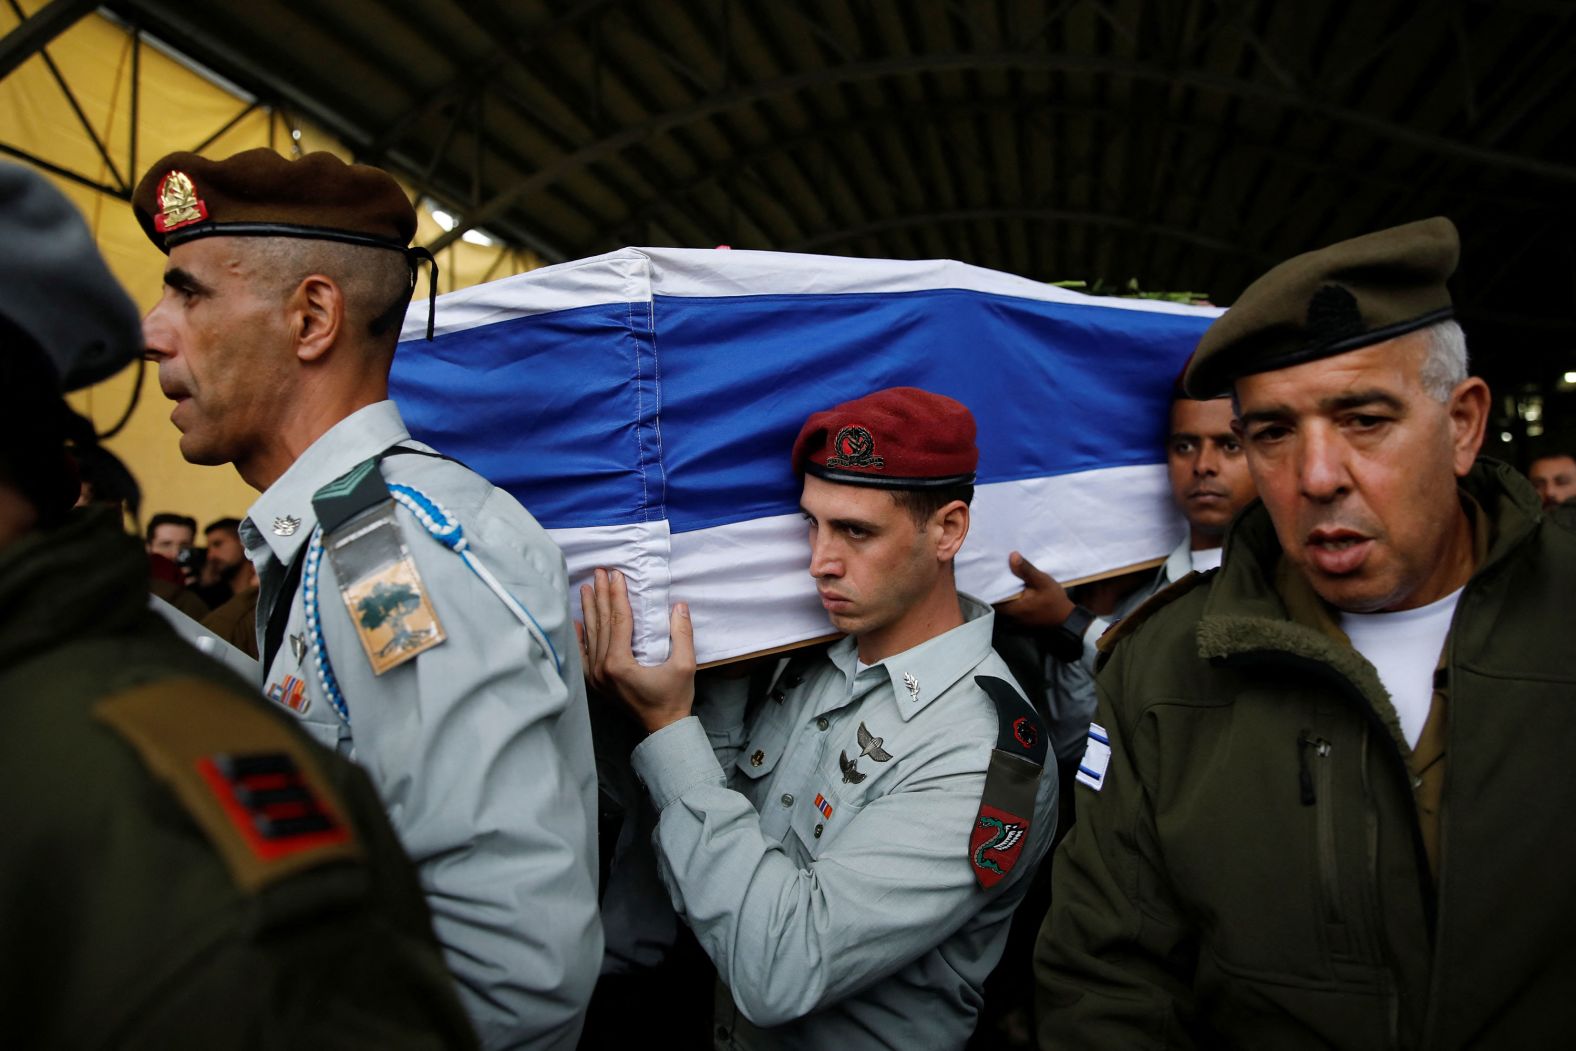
left=135, top=150, right=600, bottom=1049
left=1037, top=218, right=1576, bottom=1046
left=0, top=162, right=474, bottom=1047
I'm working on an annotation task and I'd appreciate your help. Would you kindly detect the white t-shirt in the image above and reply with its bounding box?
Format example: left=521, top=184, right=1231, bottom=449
left=1338, top=588, right=1463, bottom=746
left=1190, top=547, right=1224, bottom=573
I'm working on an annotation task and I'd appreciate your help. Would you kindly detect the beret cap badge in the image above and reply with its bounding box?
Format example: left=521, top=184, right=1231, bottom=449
left=153, top=170, right=208, bottom=233
left=825, top=426, right=885, bottom=471
left=1305, top=284, right=1365, bottom=345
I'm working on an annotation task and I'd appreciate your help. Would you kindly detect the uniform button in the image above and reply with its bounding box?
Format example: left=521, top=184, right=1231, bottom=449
left=780, top=793, right=795, bottom=807
left=716, top=1026, right=730, bottom=1040
left=816, top=717, right=829, bottom=731
left=787, top=675, right=803, bottom=687
left=814, top=823, right=824, bottom=838
left=770, top=689, right=785, bottom=704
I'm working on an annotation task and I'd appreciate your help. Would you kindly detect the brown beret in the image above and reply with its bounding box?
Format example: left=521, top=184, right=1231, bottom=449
left=132, top=148, right=417, bottom=254
left=792, top=387, right=978, bottom=489
left=1183, top=217, right=1458, bottom=398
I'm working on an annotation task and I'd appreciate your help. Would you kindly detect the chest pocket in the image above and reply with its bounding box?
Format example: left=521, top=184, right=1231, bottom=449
left=735, top=699, right=791, bottom=782
left=786, top=745, right=877, bottom=861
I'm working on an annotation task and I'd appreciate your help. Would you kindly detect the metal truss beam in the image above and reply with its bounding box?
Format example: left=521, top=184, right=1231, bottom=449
left=427, top=49, right=1576, bottom=253
left=0, top=0, right=95, bottom=80
left=785, top=208, right=1277, bottom=265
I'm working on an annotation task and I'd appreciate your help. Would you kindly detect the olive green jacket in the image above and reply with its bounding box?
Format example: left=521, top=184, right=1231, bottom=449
left=0, top=508, right=476, bottom=1050
left=1037, top=461, right=1576, bottom=1049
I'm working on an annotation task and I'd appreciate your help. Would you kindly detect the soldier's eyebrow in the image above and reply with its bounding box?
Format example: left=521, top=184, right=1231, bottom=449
left=1167, top=430, right=1201, bottom=442
left=163, top=266, right=210, bottom=296
left=798, top=505, right=880, bottom=533
left=1236, top=404, right=1292, bottom=428
left=828, top=515, right=880, bottom=533
left=1320, top=390, right=1405, bottom=414
left=1239, top=389, right=1407, bottom=429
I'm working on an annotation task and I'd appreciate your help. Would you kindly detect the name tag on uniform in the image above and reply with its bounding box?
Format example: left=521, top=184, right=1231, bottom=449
left=1075, top=722, right=1112, bottom=792
left=325, top=502, right=446, bottom=675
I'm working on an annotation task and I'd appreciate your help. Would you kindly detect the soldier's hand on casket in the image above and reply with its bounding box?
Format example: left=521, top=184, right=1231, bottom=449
left=578, top=567, right=697, bottom=733
left=996, top=551, right=1077, bottom=629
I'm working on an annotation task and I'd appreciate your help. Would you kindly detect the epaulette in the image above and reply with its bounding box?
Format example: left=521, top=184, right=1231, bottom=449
left=969, top=675, right=1045, bottom=889
left=95, top=677, right=363, bottom=893
left=1093, top=568, right=1217, bottom=672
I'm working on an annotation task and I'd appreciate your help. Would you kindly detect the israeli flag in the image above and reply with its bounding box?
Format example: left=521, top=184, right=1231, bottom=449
left=395, top=247, right=1220, bottom=665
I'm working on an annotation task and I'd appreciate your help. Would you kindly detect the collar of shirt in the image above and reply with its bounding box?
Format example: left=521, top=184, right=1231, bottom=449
left=241, top=400, right=411, bottom=566
left=824, top=593, right=996, bottom=723
left=1162, top=534, right=1194, bottom=585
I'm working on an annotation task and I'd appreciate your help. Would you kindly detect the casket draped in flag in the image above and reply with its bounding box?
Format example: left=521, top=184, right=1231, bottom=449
left=393, top=247, right=1220, bottom=665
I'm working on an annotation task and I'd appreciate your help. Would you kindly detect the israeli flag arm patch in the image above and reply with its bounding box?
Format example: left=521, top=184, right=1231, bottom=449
left=1076, top=722, right=1112, bottom=792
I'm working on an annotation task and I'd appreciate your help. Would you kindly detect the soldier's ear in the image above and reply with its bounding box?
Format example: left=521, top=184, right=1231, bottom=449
left=1446, top=376, right=1489, bottom=478
left=290, top=274, right=344, bottom=364
left=933, top=500, right=969, bottom=564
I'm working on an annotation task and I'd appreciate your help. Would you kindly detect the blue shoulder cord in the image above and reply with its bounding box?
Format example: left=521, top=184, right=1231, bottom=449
left=303, top=483, right=563, bottom=728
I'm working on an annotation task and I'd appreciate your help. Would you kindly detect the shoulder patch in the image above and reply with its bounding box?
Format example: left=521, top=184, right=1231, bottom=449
left=95, top=678, right=363, bottom=893
left=1095, top=568, right=1216, bottom=670
left=969, top=675, right=1045, bottom=889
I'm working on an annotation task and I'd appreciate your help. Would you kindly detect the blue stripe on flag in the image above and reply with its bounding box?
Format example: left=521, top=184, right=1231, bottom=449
left=653, top=291, right=1206, bottom=533
left=393, top=288, right=1211, bottom=533
left=391, top=301, right=665, bottom=529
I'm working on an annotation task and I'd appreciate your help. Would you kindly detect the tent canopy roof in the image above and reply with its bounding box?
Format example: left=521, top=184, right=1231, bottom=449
left=72, top=0, right=1576, bottom=386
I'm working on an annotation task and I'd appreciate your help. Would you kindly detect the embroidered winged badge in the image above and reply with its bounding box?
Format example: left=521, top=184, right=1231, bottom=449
left=972, top=816, right=1026, bottom=877
left=838, top=750, right=866, bottom=784
left=856, top=722, right=892, bottom=762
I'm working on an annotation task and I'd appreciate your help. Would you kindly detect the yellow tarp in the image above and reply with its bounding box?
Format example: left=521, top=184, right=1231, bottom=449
left=1, top=2, right=541, bottom=529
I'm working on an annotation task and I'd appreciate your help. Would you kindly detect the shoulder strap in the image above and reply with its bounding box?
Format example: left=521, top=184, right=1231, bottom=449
left=379, top=443, right=470, bottom=472
left=312, top=457, right=393, bottom=535
left=94, top=677, right=364, bottom=893
left=969, top=675, right=1046, bottom=890
left=975, top=674, right=1047, bottom=766
left=1094, top=567, right=1216, bottom=671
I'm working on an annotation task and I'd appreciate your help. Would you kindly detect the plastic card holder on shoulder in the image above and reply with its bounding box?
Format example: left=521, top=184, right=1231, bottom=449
left=325, top=501, right=446, bottom=675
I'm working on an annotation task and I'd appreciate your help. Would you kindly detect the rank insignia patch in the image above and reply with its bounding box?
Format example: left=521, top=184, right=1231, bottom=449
left=289, top=632, right=308, bottom=665
left=813, top=792, right=834, bottom=820
left=970, top=804, right=1029, bottom=888
left=198, top=750, right=351, bottom=862
left=272, top=515, right=301, bottom=537
left=904, top=672, right=920, bottom=702
left=153, top=170, right=208, bottom=232
left=750, top=749, right=765, bottom=767
left=265, top=674, right=309, bottom=714
left=825, top=425, right=885, bottom=470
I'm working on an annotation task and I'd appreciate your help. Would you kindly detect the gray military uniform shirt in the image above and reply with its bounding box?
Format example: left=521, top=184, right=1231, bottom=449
left=243, top=401, right=602, bottom=1051
left=632, top=596, right=1058, bottom=1050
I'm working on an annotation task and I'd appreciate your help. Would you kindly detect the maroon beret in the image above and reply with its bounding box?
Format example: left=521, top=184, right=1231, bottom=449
left=792, top=387, right=978, bottom=489
left=132, top=148, right=417, bottom=254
